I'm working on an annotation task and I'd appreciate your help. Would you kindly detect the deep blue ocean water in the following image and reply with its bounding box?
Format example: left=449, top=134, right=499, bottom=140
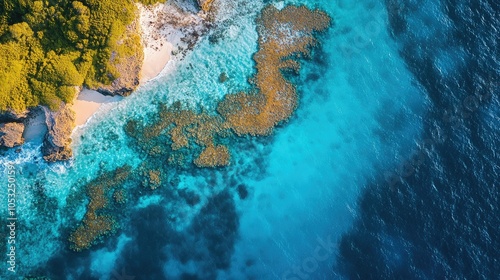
left=0, top=0, right=498, bottom=279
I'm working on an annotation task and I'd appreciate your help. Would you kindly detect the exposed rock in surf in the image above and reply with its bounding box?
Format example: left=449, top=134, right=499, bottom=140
left=0, top=109, right=28, bottom=148
left=0, top=109, right=29, bottom=122
left=41, top=104, right=75, bottom=162
left=0, top=122, right=25, bottom=148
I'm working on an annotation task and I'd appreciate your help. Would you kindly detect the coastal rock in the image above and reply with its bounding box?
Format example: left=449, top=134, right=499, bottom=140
left=0, top=122, right=25, bottom=148
left=0, top=109, right=28, bottom=148
left=197, top=0, right=216, bottom=12
left=95, top=78, right=139, bottom=97
left=42, top=104, right=75, bottom=162
left=0, top=109, right=29, bottom=122
left=93, top=13, right=143, bottom=97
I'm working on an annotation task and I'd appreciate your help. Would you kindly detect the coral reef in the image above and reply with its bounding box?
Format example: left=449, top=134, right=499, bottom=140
left=218, top=5, right=331, bottom=136
left=142, top=169, right=162, bottom=190
left=194, top=145, right=230, bottom=167
left=70, top=4, right=331, bottom=252
left=219, top=72, right=228, bottom=83
left=113, top=189, right=127, bottom=204
left=126, top=101, right=231, bottom=168
left=125, top=5, right=331, bottom=166
left=69, top=166, right=132, bottom=251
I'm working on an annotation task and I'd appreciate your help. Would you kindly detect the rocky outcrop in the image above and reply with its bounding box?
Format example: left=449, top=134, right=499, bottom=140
left=0, top=109, right=29, bottom=122
left=0, top=122, right=25, bottom=148
left=197, top=0, right=216, bottom=12
left=0, top=109, right=27, bottom=148
left=93, top=11, right=143, bottom=97
left=41, top=104, right=75, bottom=162
left=95, top=76, right=140, bottom=97
left=0, top=105, right=75, bottom=161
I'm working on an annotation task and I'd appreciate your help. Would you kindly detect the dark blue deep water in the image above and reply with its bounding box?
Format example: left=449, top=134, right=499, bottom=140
left=337, top=0, right=499, bottom=279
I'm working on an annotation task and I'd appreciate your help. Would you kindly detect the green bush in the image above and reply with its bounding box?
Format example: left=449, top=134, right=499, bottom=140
left=0, top=0, right=157, bottom=112
left=137, top=0, right=166, bottom=5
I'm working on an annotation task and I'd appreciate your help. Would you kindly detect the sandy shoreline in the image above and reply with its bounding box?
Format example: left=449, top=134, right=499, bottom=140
left=73, top=89, right=123, bottom=126
left=138, top=2, right=175, bottom=83
left=141, top=43, right=173, bottom=83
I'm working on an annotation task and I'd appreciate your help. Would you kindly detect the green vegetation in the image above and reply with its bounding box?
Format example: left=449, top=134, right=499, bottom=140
left=0, top=0, right=161, bottom=112
left=137, top=0, right=165, bottom=5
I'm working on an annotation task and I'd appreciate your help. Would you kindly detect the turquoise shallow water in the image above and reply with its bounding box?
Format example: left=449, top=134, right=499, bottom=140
left=1, top=0, right=427, bottom=278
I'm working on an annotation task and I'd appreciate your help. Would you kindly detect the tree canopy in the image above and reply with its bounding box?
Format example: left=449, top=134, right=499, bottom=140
left=0, top=0, right=163, bottom=112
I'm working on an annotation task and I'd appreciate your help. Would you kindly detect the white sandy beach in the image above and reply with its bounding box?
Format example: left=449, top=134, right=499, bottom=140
left=138, top=1, right=206, bottom=82
left=141, top=43, right=173, bottom=82
left=73, top=89, right=122, bottom=126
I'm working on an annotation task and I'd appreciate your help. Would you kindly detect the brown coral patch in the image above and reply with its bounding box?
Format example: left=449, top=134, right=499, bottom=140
left=144, top=169, right=162, bottom=190
left=113, top=189, right=126, bottom=204
left=135, top=102, right=231, bottom=168
left=194, top=145, right=230, bottom=167
left=218, top=5, right=331, bottom=136
left=69, top=166, right=131, bottom=251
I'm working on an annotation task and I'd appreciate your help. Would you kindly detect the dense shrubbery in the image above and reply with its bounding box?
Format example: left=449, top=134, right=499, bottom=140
left=137, top=0, right=165, bottom=5
left=0, top=0, right=161, bottom=112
